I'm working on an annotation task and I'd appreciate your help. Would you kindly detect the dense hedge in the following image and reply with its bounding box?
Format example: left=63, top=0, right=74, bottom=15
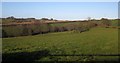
left=2, top=22, right=96, bottom=38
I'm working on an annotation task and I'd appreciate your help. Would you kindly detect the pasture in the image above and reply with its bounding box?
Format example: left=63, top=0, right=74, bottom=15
left=2, top=27, right=119, bottom=62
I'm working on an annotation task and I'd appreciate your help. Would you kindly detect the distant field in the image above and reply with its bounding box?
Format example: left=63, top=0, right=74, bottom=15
left=2, top=27, right=119, bottom=62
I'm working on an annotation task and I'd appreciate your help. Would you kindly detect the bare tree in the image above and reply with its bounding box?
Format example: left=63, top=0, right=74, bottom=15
left=87, top=17, right=91, bottom=21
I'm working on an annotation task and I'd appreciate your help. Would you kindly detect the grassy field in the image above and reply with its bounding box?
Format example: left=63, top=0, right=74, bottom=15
left=2, top=27, right=119, bottom=62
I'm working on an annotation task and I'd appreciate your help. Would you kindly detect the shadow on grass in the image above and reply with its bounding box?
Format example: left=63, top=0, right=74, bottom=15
left=2, top=49, right=120, bottom=63
left=2, top=49, right=50, bottom=63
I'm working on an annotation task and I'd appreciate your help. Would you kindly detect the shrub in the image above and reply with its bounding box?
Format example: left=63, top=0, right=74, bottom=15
left=2, top=26, right=23, bottom=37
left=72, top=23, right=90, bottom=33
left=101, top=18, right=111, bottom=26
left=65, top=24, right=75, bottom=31
left=41, top=18, right=49, bottom=20
left=40, top=23, right=49, bottom=34
left=30, top=24, right=41, bottom=35
left=21, top=25, right=31, bottom=36
left=49, top=25, right=56, bottom=32
left=57, top=26, right=65, bottom=32
left=2, top=29, right=7, bottom=37
left=2, top=21, right=96, bottom=38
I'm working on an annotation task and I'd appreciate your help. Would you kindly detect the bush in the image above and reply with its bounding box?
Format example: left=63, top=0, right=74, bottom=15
left=101, top=18, right=111, bottom=26
left=72, top=23, right=91, bottom=33
left=65, top=24, right=75, bottom=31
left=2, top=26, right=23, bottom=37
left=2, top=29, right=7, bottom=37
left=57, top=26, right=65, bottom=32
left=2, top=21, right=96, bottom=38
left=41, top=18, right=49, bottom=20
left=40, top=23, right=50, bottom=34
left=49, top=25, right=56, bottom=32
left=21, top=25, right=32, bottom=36
left=30, top=24, right=41, bottom=35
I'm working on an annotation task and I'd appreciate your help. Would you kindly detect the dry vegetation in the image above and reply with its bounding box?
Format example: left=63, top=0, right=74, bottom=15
left=2, top=17, right=99, bottom=38
left=1, top=17, right=119, bottom=38
left=2, top=17, right=119, bottom=62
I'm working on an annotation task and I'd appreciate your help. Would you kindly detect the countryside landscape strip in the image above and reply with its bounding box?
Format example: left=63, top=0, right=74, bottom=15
left=1, top=2, right=119, bottom=63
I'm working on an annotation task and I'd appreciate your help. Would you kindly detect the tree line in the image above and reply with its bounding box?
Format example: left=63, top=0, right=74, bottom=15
left=2, top=21, right=97, bottom=38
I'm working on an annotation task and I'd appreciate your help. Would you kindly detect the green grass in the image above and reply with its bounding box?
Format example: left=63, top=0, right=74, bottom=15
left=2, top=27, right=119, bottom=62
left=110, top=20, right=118, bottom=26
left=50, top=22, right=82, bottom=26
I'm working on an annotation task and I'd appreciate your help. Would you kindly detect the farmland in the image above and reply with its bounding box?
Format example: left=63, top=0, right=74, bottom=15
left=1, top=17, right=119, bottom=62
left=1, top=2, right=119, bottom=63
left=2, top=27, right=119, bottom=62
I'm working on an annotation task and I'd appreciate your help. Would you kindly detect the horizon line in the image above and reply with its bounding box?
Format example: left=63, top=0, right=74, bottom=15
left=1, top=16, right=118, bottom=20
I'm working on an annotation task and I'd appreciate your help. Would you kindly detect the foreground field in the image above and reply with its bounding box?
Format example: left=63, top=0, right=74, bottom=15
left=2, top=27, right=119, bottom=62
